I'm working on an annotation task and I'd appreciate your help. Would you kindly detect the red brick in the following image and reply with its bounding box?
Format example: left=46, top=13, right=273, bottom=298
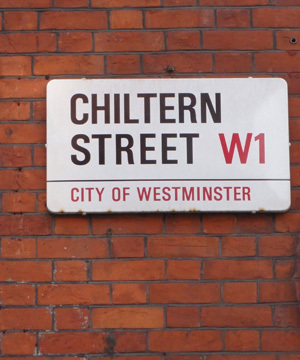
left=280, top=357, right=300, bottom=360
left=99, top=357, right=162, bottom=360
left=34, top=146, right=46, bottom=166
left=92, top=260, right=164, bottom=281
left=39, top=332, right=107, bottom=354
left=274, top=305, right=300, bottom=328
left=167, top=260, right=201, bottom=280
left=34, top=55, right=104, bottom=75
left=0, top=260, right=51, bottom=282
left=167, top=306, right=200, bottom=327
left=237, top=214, right=273, bottom=233
left=149, top=330, right=222, bottom=352
left=276, top=260, right=295, bottom=279
left=291, top=143, right=300, bottom=163
left=55, top=260, right=87, bottom=281
left=165, top=214, right=200, bottom=234
left=0, top=215, right=51, bottom=236
left=202, top=305, right=272, bottom=327
left=164, top=0, right=196, bottom=5
left=0, top=79, right=48, bottom=99
left=92, top=214, right=163, bottom=235
left=0, top=308, right=52, bottom=330
left=111, top=236, right=144, bottom=258
left=0, top=33, right=56, bottom=53
left=0, top=146, right=32, bottom=167
left=253, top=8, right=300, bottom=28
left=145, top=9, right=214, bottom=28
left=4, top=11, right=37, bottom=30
left=148, top=236, right=219, bottom=257
left=38, top=284, right=110, bottom=305
left=2, top=332, right=36, bottom=355
left=215, top=53, right=252, bottom=73
left=149, top=283, right=220, bottom=304
left=262, top=330, right=300, bottom=351
left=275, top=213, right=300, bottom=232
left=18, top=169, right=46, bottom=190
left=0, top=0, right=51, bottom=7
left=112, top=283, right=147, bottom=304
left=290, top=120, right=300, bottom=142
left=1, top=238, right=36, bottom=258
left=203, top=260, right=273, bottom=280
left=54, top=216, right=89, bottom=235
left=203, top=30, right=273, bottom=50
left=38, top=237, right=108, bottom=258
left=283, top=74, right=300, bottom=95
left=93, top=307, right=164, bottom=329
left=291, top=166, right=300, bottom=186
left=38, top=192, right=47, bottom=213
left=94, top=32, right=164, bottom=52
left=92, top=0, right=160, bottom=6
left=0, top=284, right=35, bottom=305
left=203, top=214, right=236, bottom=234
left=54, top=0, right=88, bottom=6
left=58, top=32, right=92, bottom=52
left=106, top=55, right=140, bottom=75
left=168, top=356, right=203, bottom=360
left=0, top=56, right=31, bottom=76
left=110, top=10, right=142, bottom=29
left=2, top=192, right=36, bottom=213
left=114, top=331, right=146, bottom=352
left=33, top=101, right=46, bottom=121
left=0, top=101, right=30, bottom=121
left=225, top=330, right=259, bottom=351
left=143, top=53, right=213, bottom=74
left=40, top=11, right=107, bottom=30
left=272, top=0, right=300, bottom=3
left=222, top=236, right=256, bottom=257
left=0, top=124, right=45, bottom=144
left=55, top=308, right=89, bottom=330
left=259, top=235, right=297, bottom=256
left=200, top=0, right=268, bottom=4
left=166, top=31, right=200, bottom=51
left=217, top=8, right=250, bottom=28
left=255, top=52, right=300, bottom=73
left=276, top=31, right=300, bottom=51
left=259, top=282, right=297, bottom=302
left=223, top=282, right=257, bottom=303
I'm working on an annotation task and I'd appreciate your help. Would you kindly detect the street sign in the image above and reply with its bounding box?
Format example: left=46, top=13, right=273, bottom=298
left=46, top=78, right=290, bottom=213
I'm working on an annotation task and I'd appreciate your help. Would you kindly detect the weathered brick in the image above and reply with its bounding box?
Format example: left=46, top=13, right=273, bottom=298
left=259, top=282, right=297, bottom=302
left=34, top=146, right=46, bottom=166
left=39, top=332, right=108, bottom=354
left=0, top=33, right=56, bottom=53
left=223, top=282, right=257, bottom=303
left=274, top=305, right=300, bottom=328
left=253, top=8, right=300, bottom=28
left=54, top=216, right=90, bottom=235
left=38, top=284, right=110, bottom=305
left=55, top=308, right=89, bottom=330
left=4, top=11, right=37, bottom=30
left=2, top=192, right=36, bottom=213
left=149, top=330, right=222, bottom=352
left=34, top=55, right=104, bottom=75
left=0, top=56, right=31, bottom=76
left=217, top=8, right=250, bottom=28
left=94, top=32, right=164, bottom=52
left=92, top=260, right=164, bottom=281
left=222, top=236, right=256, bottom=257
left=143, top=53, right=213, bottom=74
left=0, top=124, right=45, bottom=144
left=106, top=55, right=140, bottom=75
left=0, top=79, right=48, bottom=99
left=0, top=284, right=35, bottom=305
left=259, top=235, right=297, bottom=256
left=203, top=260, right=273, bottom=280
left=275, top=213, right=300, bottom=232
left=225, top=330, right=259, bottom=351
left=202, top=305, right=272, bottom=327
left=113, top=331, right=147, bottom=352
left=200, top=0, right=268, bottom=4
left=0, top=145, right=32, bottom=167
left=145, top=9, right=214, bottom=28
left=0, top=260, right=51, bottom=282
left=110, top=10, right=143, bottom=29
left=54, top=0, right=88, bottom=6
left=111, top=236, right=144, bottom=258
left=0, top=308, right=52, bottom=330
left=203, top=214, right=236, bottom=234
left=55, top=260, right=87, bottom=281
left=92, top=0, right=160, bottom=6
left=215, top=53, right=252, bottom=73
left=33, top=101, right=46, bottom=121
left=40, top=11, right=107, bottom=29
left=0, top=215, right=51, bottom=236
left=255, top=52, right=300, bottom=73
left=0, top=101, right=30, bottom=121
left=166, top=31, right=200, bottom=51
left=148, top=236, right=219, bottom=257
left=1, top=238, right=36, bottom=258
left=167, top=306, right=200, bottom=327
left=149, top=283, right=220, bottom=303
left=112, top=283, right=147, bottom=304
left=237, top=214, right=273, bottom=233
left=167, top=260, right=201, bottom=280
left=58, top=32, right=93, bottom=52
left=2, top=332, right=37, bottom=355
left=276, top=31, right=300, bottom=50
left=92, top=307, right=164, bottom=329
left=38, top=237, right=108, bottom=258
left=165, top=214, right=201, bottom=234
left=276, top=260, right=295, bottom=279
left=261, top=331, right=300, bottom=351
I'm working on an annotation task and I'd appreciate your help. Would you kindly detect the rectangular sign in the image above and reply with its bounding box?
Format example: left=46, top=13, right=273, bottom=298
left=46, top=78, right=290, bottom=213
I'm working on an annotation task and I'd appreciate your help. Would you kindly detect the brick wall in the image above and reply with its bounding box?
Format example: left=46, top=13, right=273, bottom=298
left=0, top=0, right=300, bottom=359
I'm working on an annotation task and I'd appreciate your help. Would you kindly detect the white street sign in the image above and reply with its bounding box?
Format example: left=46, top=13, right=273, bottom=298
left=46, top=78, right=290, bottom=213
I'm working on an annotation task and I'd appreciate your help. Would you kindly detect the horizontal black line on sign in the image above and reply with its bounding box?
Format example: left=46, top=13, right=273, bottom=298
left=47, top=179, right=290, bottom=183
